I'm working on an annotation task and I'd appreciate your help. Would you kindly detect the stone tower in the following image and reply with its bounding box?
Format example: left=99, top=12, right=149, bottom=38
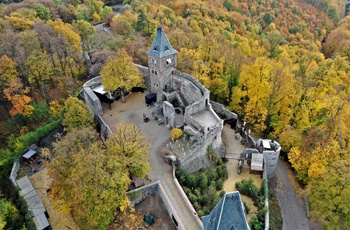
left=146, top=27, right=178, bottom=96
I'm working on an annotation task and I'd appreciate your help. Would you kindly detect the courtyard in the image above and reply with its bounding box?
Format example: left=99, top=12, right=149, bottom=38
left=102, top=91, right=262, bottom=226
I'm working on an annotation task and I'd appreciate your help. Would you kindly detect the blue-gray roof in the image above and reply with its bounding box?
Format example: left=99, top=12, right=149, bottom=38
left=201, top=191, right=250, bottom=230
left=147, top=26, right=178, bottom=58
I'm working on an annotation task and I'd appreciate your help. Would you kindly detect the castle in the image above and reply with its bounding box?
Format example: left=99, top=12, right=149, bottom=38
left=139, top=27, right=225, bottom=173
left=82, top=26, right=281, bottom=177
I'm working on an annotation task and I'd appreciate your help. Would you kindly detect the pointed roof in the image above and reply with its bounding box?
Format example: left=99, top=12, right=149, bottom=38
left=147, top=26, right=177, bottom=58
left=201, top=191, right=250, bottom=230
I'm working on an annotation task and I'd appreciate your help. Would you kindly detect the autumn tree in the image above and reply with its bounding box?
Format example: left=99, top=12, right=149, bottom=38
left=49, top=125, right=150, bottom=229
left=306, top=159, right=350, bottom=228
left=74, top=20, right=96, bottom=51
left=3, top=78, right=34, bottom=117
left=62, top=97, right=93, bottom=132
left=101, top=48, right=143, bottom=103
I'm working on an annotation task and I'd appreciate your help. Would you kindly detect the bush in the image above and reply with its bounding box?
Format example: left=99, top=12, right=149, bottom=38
left=250, top=216, right=264, bottom=230
left=219, top=190, right=226, bottom=197
left=216, top=178, right=223, bottom=190
left=235, top=178, right=260, bottom=202
left=170, top=128, right=182, bottom=140
left=197, top=210, right=205, bottom=217
left=243, top=201, right=251, bottom=214
left=201, top=194, right=209, bottom=205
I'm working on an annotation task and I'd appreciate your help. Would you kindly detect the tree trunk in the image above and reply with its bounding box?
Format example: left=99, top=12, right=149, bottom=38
left=121, top=88, right=126, bottom=103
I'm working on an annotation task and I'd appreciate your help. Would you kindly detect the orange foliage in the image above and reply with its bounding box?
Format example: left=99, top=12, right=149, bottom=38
left=3, top=78, right=33, bottom=117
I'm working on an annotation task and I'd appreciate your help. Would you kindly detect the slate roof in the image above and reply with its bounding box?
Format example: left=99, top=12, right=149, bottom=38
left=201, top=191, right=250, bottom=230
left=147, top=26, right=177, bottom=58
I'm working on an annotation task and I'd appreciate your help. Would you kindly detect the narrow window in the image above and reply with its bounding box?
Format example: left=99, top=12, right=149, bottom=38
left=166, top=58, right=171, bottom=64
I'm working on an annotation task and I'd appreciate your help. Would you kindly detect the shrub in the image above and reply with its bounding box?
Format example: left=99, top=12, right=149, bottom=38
left=198, top=173, right=208, bottom=190
left=189, top=193, right=198, bottom=203
left=219, top=190, right=225, bottom=197
left=250, top=216, right=264, bottom=230
left=235, top=178, right=260, bottom=202
left=203, top=207, right=210, bottom=215
left=170, top=128, right=182, bottom=140
left=197, top=210, right=205, bottom=217
left=187, top=174, right=197, bottom=188
left=243, top=201, right=251, bottom=214
left=212, top=195, right=221, bottom=207
left=201, top=194, right=209, bottom=205
left=216, top=178, right=223, bottom=190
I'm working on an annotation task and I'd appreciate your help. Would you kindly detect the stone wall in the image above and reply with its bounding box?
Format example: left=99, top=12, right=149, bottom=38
left=126, top=181, right=187, bottom=230
left=83, top=87, right=103, bottom=116
left=126, top=181, right=159, bottom=206
left=211, top=101, right=238, bottom=120
left=9, top=160, right=20, bottom=187
left=83, top=75, right=103, bottom=89
left=94, top=114, right=112, bottom=141
left=163, top=101, right=175, bottom=128
left=178, top=143, right=211, bottom=174
left=136, top=64, right=150, bottom=91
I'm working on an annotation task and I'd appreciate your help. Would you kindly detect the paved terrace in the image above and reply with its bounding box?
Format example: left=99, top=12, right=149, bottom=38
left=102, top=92, right=200, bottom=229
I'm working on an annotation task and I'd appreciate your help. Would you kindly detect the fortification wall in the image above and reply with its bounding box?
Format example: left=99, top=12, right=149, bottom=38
left=126, top=181, right=159, bottom=206
left=83, top=87, right=103, bottom=116
left=211, top=101, right=238, bottom=120
left=126, top=181, right=186, bottom=230
left=83, top=75, right=102, bottom=89
left=163, top=101, right=176, bottom=128
left=9, top=160, right=20, bottom=187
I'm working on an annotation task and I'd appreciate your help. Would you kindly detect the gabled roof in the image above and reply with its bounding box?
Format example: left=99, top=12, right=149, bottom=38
left=147, top=26, right=177, bottom=58
left=201, top=191, right=250, bottom=230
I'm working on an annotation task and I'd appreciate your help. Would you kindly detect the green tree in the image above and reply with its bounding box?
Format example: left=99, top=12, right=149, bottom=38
left=101, top=48, right=143, bottom=103
left=263, top=13, right=273, bottom=25
left=62, top=97, right=93, bottom=132
left=0, top=199, right=20, bottom=230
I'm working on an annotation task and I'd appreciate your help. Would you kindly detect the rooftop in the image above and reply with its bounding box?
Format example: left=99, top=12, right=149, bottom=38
left=201, top=191, right=250, bottom=230
left=147, top=26, right=178, bottom=58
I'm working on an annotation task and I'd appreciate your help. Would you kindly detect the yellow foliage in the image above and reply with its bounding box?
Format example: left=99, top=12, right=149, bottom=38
left=47, top=19, right=81, bottom=51
left=5, top=15, right=34, bottom=30
left=49, top=101, right=63, bottom=119
left=101, top=48, right=143, bottom=93
left=92, top=12, right=101, bottom=22
left=170, top=128, right=183, bottom=140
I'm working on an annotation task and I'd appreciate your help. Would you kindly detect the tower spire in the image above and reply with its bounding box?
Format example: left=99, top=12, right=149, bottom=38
left=147, top=26, right=177, bottom=58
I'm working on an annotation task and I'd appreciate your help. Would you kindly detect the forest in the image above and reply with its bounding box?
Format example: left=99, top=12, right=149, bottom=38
left=1, top=0, right=350, bottom=229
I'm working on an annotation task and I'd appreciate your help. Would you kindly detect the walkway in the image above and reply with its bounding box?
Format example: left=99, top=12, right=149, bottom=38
left=102, top=92, right=200, bottom=229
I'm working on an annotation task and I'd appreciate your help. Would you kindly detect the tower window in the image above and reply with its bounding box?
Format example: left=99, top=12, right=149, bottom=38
left=166, top=58, right=171, bottom=64
left=153, top=59, right=157, bottom=64
left=153, top=46, right=157, bottom=51
left=165, top=46, right=169, bottom=51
